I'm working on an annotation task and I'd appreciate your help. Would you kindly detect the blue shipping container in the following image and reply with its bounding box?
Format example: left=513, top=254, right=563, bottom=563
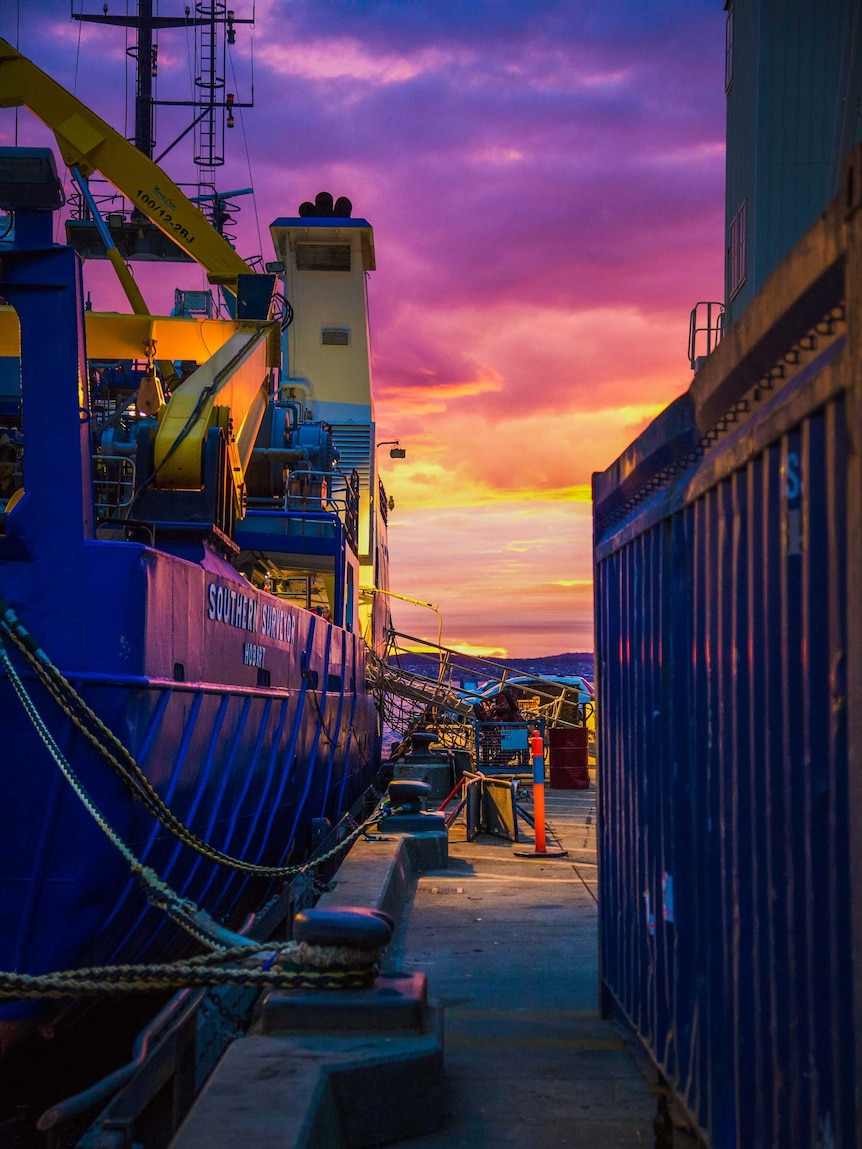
left=593, top=147, right=862, bottom=1147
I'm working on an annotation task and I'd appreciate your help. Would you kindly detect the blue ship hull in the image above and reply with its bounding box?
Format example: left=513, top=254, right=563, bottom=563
left=0, top=542, right=376, bottom=1029
left=0, top=147, right=389, bottom=1052
left=0, top=537, right=380, bottom=1026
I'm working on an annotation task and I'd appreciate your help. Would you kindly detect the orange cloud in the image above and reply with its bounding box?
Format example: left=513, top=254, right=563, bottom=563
left=384, top=499, right=594, bottom=657
left=451, top=642, right=510, bottom=659
left=378, top=365, right=504, bottom=414
left=379, top=396, right=669, bottom=511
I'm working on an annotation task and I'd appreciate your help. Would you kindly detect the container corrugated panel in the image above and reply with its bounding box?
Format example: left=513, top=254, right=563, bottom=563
left=593, top=147, right=862, bottom=1147
left=724, top=0, right=861, bottom=323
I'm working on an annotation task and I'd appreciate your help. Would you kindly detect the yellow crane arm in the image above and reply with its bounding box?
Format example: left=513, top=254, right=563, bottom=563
left=0, top=37, right=251, bottom=291
left=0, top=305, right=252, bottom=361
left=0, top=39, right=281, bottom=511
left=0, top=305, right=277, bottom=508
left=154, top=325, right=278, bottom=502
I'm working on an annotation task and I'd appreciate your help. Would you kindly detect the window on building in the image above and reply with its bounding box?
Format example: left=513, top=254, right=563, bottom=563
left=729, top=200, right=746, bottom=299
left=725, top=7, right=734, bottom=92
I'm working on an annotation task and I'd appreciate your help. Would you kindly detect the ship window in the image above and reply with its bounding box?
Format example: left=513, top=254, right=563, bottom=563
left=321, top=327, right=350, bottom=346
left=295, top=243, right=351, bottom=271
left=173, top=662, right=185, bottom=681
left=725, top=7, right=734, bottom=92
left=728, top=200, right=746, bottom=299
left=327, top=673, right=342, bottom=692
left=257, top=667, right=271, bottom=688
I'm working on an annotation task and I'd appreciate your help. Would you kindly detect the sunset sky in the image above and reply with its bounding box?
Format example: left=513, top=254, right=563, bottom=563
left=0, top=0, right=726, bottom=658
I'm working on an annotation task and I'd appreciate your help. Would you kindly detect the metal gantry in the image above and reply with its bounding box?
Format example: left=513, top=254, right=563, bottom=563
left=71, top=1, right=254, bottom=229
left=370, top=629, right=593, bottom=750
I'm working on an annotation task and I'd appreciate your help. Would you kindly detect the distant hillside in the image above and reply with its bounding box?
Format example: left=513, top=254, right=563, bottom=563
left=502, top=652, right=594, bottom=679
left=393, top=651, right=594, bottom=682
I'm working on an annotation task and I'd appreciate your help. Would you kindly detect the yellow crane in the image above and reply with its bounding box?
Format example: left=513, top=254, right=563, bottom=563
left=0, top=38, right=250, bottom=293
left=0, top=37, right=278, bottom=514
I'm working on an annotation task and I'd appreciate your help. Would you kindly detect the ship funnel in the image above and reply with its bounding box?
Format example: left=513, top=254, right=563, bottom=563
left=269, top=208, right=376, bottom=553
left=298, top=190, right=353, bottom=218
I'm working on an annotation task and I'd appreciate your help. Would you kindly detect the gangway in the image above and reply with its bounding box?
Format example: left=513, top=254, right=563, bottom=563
left=369, top=629, right=594, bottom=751
left=367, top=654, right=476, bottom=720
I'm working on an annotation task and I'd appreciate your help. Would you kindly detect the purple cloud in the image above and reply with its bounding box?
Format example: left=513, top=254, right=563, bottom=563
left=0, top=0, right=728, bottom=653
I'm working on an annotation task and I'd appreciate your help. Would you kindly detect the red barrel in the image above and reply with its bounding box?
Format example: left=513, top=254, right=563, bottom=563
left=548, top=726, right=590, bottom=789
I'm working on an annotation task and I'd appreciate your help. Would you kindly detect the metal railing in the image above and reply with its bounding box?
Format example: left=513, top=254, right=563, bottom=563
left=371, top=631, right=594, bottom=760
left=382, top=630, right=592, bottom=722
left=283, top=467, right=359, bottom=551
left=93, top=455, right=136, bottom=519
left=688, top=300, right=725, bottom=370
left=68, top=176, right=127, bottom=223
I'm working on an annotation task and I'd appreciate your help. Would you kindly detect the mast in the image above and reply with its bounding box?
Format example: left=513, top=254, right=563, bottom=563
left=72, top=2, right=254, bottom=227
left=132, top=0, right=155, bottom=158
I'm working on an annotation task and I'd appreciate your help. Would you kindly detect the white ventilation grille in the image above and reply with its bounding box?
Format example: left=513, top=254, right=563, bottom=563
left=295, top=243, right=351, bottom=271
left=330, top=423, right=373, bottom=494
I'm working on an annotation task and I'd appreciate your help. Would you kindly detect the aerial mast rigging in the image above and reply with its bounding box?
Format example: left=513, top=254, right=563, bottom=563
left=70, top=1, right=254, bottom=238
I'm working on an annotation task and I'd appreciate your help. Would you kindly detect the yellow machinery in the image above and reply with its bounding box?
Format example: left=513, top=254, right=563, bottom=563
left=0, top=37, right=278, bottom=516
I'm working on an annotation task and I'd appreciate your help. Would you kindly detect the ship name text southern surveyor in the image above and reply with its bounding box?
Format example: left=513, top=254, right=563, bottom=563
left=206, top=583, right=296, bottom=644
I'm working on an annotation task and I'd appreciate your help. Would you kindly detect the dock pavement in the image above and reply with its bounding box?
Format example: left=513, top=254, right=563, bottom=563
left=169, top=781, right=702, bottom=1149
left=386, top=785, right=696, bottom=1148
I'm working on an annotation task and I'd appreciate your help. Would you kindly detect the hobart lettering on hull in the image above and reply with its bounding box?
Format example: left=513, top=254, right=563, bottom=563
left=243, top=643, right=266, bottom=668
left=206, top=583, right=296, bottom=645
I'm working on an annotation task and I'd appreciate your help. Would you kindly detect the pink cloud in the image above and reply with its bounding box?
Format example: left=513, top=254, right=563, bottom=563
left=0, top=0, right=727, bottom=656
left=386, top=501, right=595, bottom=657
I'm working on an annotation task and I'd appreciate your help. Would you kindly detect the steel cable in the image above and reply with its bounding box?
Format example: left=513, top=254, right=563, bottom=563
left=0, top=603, right=385, bottom=877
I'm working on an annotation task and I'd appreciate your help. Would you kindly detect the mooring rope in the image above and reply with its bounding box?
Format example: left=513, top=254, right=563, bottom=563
left=0, top=636, right=266, bottom=950
left=0, top=941, right=380, bottom=1000
left=0, top=600, right=385, bottom=877
left=0, top=602, right=397, bottom=997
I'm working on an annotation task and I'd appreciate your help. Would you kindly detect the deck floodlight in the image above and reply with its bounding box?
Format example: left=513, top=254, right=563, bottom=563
left=377, top=440, right=405, bottom=459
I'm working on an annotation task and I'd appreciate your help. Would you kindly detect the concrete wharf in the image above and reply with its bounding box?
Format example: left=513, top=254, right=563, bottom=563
left=170, top=786, right=699, bottom=1148
left=386, top=788, right=685, bottom=1149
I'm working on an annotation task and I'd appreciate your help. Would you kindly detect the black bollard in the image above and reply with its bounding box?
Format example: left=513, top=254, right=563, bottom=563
left=293, top=906, right=394, bottom=949
left=653, top=1093, right=673, bottom=1148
